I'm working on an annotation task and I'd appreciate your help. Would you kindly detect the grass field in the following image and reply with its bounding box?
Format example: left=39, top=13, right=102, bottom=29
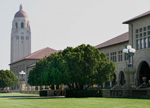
left=0, top=93, right=150, bottom=108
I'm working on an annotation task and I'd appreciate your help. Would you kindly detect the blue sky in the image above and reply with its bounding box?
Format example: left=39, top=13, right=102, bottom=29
left=1, top=0, right=150, bottom=69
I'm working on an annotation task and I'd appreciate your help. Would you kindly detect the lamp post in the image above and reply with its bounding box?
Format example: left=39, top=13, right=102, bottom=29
left=19, top=70, right=26, bottom=91
left=123, top=45, right=136, bottom=68
left=19, top=70, right=26, bottom=81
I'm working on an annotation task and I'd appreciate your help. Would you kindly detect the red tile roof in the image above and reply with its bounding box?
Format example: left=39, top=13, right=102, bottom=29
left=95, top=32, right=129, bottom=49
left=10, top=47, right=57, bottom=64
left=123, top=10, right=150, bottom=24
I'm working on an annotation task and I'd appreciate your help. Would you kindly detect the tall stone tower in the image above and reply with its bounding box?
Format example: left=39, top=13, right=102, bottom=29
left=11, top=5, right=31, bottom=63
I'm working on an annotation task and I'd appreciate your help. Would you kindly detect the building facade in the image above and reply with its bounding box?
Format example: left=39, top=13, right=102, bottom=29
left=11, top=5, right=31, bottom=63
left=96, top=11, right=150, bottom=89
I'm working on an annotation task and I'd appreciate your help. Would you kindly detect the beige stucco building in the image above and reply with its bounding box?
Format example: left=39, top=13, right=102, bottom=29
left=96, top=11, right=150, bottom=89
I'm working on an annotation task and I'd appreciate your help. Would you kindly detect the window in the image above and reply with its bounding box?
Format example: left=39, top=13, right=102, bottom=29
left=118, top=51, right=122, bottom=62
left=21, top=36, right=24, bottom=40
left=124, top=53, right=128, bottom=61
left=136, top=29, right=138, bottom=33
left=26, top=37, right=29, bottom=40
left=16, top=36, right=19, bottom=40
left=15, top=23, right=18, bottom=28
left=140, top=28, right=142, bottom=32
left=148, top=37, right=150, bottom=48
left=140, top=33, right=142, bottom=37
left=144, top=32, right=146, bottom=36
left=21, top=22, right=24, bottom=28
left=110, top=52, right=116, bottom=62
left=148, top=26, right=150, bottom=30
left=148, top=31, right=150, bottom=35
left=136, top=34, right=138, bottom=38
left=144, top=27, right=146, bottom=31
left=144, top=38, right=147, bottom=48
left=136, top=40, right=139, bottom=50
left=140, top=39, right=143, bottom=49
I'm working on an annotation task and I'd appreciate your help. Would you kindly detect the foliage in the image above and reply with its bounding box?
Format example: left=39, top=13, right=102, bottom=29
left=28, top=44, right=116, bottom=90
left=28, top=53, right=57, bottom=86
left=0, top=70, right=18, bottom=90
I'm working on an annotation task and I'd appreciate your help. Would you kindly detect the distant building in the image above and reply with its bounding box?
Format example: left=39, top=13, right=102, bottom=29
left=11, top=5, right=31, bottom=63
left=10, top=5, right=57, bottom=89
left=96, top=11, right=150, bottom=88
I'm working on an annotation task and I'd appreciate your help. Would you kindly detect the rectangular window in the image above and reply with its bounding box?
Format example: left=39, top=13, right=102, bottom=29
left=16, top=36, right=19, bottom=40
left=21, top=36, right=24, bottom=40
left=140, top=39, right=143, bottom=49
left=144, top=27, right=146, bottom=31
left=136, top=40, right=139, bottom=50
left=149, top=37, right=150, bottom=48
left=148, top=31, right=150, bottom=35
left=136, top=34, right=138, bottom=38
left=124, top=53, right=128, bottom=61
left=136, top=29, right=138, bottom=33
left=148, top=26, right=150, bottom=30
left=144, top=32, right=146, bottom=36
left=140, top=33, right=142, bottom=37
left=144, top=38, right=147, bottom=48
left=140, top=28, right=142, bottom=32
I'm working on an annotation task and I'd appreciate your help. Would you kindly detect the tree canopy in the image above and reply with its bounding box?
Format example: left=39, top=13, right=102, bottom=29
left=28, top=44, right=116, bottom=90
left=0, top=70, right=18, bottom=90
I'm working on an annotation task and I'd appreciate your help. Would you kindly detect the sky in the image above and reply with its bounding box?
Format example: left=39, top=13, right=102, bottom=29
left=1, top=0, right=150, bottom=69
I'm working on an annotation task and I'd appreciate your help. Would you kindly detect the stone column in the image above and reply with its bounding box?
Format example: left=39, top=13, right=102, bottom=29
left=38, top=86, right=40, bottom=91
left=61, top=84, right=64, bottom=90
left=32, top=86, right=35, bottom=91
left=103, top=82, right=105, bottom=88
left=124, top=68, right=136, bottom=89
left=54, top=85, right=56, bottom=90
left=110, top=80, right=112, bottom=88
left=43, top=86, right=45, bottom=90
left=29, top=86, right=31, bottom=91
left=19, top=81, right=25, bottom=91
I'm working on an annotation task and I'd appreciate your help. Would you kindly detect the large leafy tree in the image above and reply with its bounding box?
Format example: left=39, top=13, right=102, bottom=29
left=61, top=44, right=116, bottom=90
left=0, top=70, right=18, bottom=90
left=28, top=44, right=116, bottom=90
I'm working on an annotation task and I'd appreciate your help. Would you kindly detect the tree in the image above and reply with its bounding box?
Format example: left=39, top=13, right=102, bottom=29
left=28, top=53, right=58, bottom=86
left=28, top=44, right=116, bottom=90
left=43, top=44, right=116, bottom=90
left=0, top=70, right=18, bottom=90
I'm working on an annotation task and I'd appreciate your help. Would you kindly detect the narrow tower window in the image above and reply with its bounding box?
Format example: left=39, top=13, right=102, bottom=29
left=21, top=36, right=24, bottom=40
left=21, top=22, right=24, bottom=28
left=15, top=23, right=18, bottom=28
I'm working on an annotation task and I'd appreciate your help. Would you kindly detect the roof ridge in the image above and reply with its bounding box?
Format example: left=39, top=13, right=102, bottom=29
left=123, top=10, right=150, bottom=24
left=95, top=32, right=129, bottom=49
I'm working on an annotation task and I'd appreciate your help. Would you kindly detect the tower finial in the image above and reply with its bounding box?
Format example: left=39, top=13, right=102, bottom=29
left=20, top=4, right=23, bottom=11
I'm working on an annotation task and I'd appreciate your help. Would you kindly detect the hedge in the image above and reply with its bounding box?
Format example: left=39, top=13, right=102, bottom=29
left=65, top=90, right=102, bottom=97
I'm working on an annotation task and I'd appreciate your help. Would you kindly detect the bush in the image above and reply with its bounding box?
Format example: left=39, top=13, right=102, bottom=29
left=40, top=90, right=47, bottom=96
left=65, top=90, right=102, bottom=97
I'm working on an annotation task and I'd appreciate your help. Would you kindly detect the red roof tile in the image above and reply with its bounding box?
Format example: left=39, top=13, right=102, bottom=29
left=10, top=47, right=57, bottom=64
left=95, top=32, right=129, bottom=49
left=123, top=10, right=150, bottom=24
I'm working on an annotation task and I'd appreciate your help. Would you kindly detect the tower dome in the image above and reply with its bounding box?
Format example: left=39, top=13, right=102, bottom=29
left=14, top=4, right=28, bottom=18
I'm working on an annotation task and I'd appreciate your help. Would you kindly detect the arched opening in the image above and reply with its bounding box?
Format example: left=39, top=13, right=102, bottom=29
left=119, top=71, right=125, bottom=86
left=138, top=61, right=150, bottom=85
left=21, top=22, right=24, bottom=28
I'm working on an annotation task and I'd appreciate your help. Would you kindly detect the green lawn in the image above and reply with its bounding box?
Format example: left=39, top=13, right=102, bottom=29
left=0, top=93, right=150, bottom=108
